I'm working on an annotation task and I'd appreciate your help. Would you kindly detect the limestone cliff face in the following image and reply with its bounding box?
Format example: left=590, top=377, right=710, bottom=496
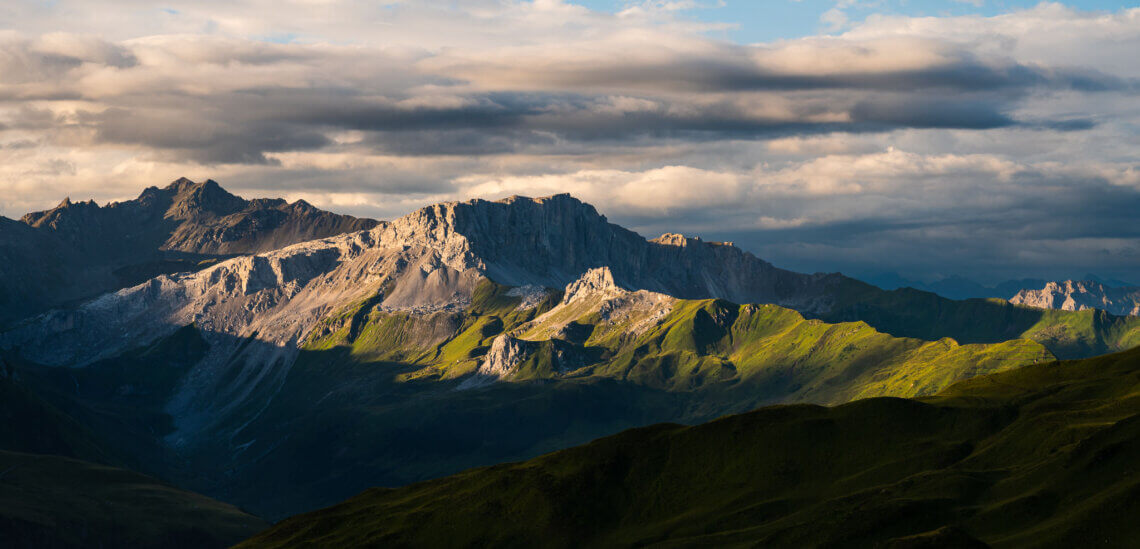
left=381, top=193, right=842, bottom=313
left=1010, top=280, right=1140, bottom=316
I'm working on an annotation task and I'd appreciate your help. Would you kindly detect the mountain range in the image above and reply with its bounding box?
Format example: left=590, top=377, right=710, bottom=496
left=1, top=179, right=1138, bottom=546
left=860, top=272, right=1049, bottom=300
left=862, top=272, right=1138, bottom=305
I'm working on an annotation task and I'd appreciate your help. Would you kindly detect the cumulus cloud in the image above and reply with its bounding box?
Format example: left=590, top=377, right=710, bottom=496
left=0, top=1, right=1138, bottom=281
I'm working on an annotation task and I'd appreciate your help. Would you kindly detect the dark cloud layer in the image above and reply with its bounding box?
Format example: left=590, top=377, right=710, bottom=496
left=687, top=174, right=1140, bottom=283
left=62, top=88, right=1058, bottom=162
left=2, top=29, right=1131, bottom=164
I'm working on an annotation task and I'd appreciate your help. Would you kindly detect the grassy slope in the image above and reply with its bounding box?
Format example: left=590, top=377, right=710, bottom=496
left=9, top=280, right=1133, bottom=523
left=304, top=281, right=563, bottom=381
left=577, top=299, right=1051, bottom=404
left=237, top=346, right=1140, bottom=549
left=0, top=327, right=271, bottom=548
left=823, top=279, right=1140, bottom=359
left=199, top=283, right=1051, bottom=518
left=288, top=279, right=1139, bottom=414
left=308, top=282, right=1054, bottom=406
left=0, top=450, right=267, bottom=549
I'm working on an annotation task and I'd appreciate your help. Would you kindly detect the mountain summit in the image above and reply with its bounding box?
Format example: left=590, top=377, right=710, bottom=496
left=0, top=178, right=377, bottom=324
left=374, top=193, right=841, bottom=309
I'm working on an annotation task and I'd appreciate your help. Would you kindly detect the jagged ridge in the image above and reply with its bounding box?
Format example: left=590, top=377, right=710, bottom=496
left=0, top=177, right=377, bottom=325
left=1011, top=279, right=1140, bottom=316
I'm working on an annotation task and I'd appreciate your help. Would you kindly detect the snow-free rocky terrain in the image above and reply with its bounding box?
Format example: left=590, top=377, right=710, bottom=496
left=1011, top=279, right=1140, bottom=316
left=0, top=177, right=376, bottom=325
left=3, top=183, right=1140, bottom=520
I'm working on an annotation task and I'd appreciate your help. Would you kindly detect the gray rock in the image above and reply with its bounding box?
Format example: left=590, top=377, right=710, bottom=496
left=0, top=177, right=376, bottom=325
left=1010, top=280, right=1140, bottom=316
left=1, top=190, right=853, bottom=457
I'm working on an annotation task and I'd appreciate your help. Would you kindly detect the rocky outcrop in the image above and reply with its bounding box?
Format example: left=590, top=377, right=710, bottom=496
left=461, top=332, right=595, bottom=389
left=513, top=267, right=675, bottom=343
left=1010, top=280, right=1140, bottom=316
left=478, top=335, right=538, bottom=379
left=562, top=267, right=625, bottom=303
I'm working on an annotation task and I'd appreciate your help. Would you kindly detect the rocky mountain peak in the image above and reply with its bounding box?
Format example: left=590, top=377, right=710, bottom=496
left=168, top=176, right=196, bottom=187
left=1010, top=279, right=1140, bottom=316
left=1, top=178, right=379, bottom=324
left=21, top=196, right=101, bottom=230
left=166, top=178, right=244, bottom=218
left=562, top=267, right=624, bottom=303
left=376, top=193, right=838, bottom=311
left=652, top=233, right=699, bottom=247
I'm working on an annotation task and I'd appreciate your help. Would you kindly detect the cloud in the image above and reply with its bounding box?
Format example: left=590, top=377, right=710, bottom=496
left=0, top=1, right=1138, bottom=281
left=0, top=3, right=1131, bottom=166
left=443, top=146, right=1140, bottom=281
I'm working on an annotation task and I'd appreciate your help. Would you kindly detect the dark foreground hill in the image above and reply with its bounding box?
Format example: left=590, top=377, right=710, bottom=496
left=0, top=357, right=268, bottom=548
left=0, top=450, right=266, bottom=549
left=238, top=345, right=1140, bottom=548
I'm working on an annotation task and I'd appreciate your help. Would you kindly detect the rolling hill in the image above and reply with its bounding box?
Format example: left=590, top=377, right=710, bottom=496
left=0, top=450, right=266, bottom=549
left=237, top=345, right=1140, bottom=548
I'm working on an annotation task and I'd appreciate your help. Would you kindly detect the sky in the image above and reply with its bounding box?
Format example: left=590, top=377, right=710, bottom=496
left=0, top=1, right=1138, bottom=284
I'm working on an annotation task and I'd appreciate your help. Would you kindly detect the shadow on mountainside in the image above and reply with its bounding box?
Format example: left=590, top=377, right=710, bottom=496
left=7, top=274, right=1140, bottom=520
left=237, top=346, right=1140, bottom=549
left=0, top=348, right=268, bottom=548
left=2, top=324, right=696, bottom=521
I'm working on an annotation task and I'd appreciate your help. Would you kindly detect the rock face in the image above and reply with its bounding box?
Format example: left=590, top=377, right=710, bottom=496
left=1010, top=280, right=1140, bottom=316
left=1, top=192, right=843, bottom=364
left=513, top=267, right=675, bottom=342
left=0, top=178, right=377, bottom=325
left=389, top=194, right=842, bottom=312
left=562, top=266, right=626, bottom=303
left=475, top=335, right=539, bottom=380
